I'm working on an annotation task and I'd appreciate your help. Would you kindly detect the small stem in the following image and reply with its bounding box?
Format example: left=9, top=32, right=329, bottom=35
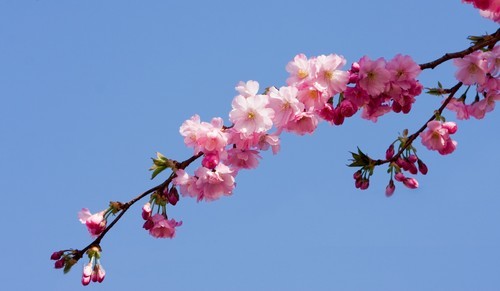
left=419, top=29, right=500, bottom=70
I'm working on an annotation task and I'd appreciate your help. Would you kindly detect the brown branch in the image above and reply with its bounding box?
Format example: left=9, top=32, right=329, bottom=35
left=419, top=29, right=500, bottom=70
left=72, top=152, right=204, bottom=262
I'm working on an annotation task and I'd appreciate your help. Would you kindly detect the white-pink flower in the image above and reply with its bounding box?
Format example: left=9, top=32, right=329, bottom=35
left=235, top=80, right=260, bottom=98
left=386, top=54, right=421, bottom=89
left=268, top=86, right=304, bottom=129
left=229, top=91, right=274, bottom=137
left=148, top=214, right=182, bottom=239
left=313, top=54, right=349, bottom=96
left=173, top=169, right=201, bottom=199
left=179, top=115, right=228, bottom=154
left=286, top=53, right=314, bottom=87
left=78, top=208, right=106, bottom=237
left=285, top=110, right=319, bottom=135
left=194, top=163, right=236, bottom=201
left=420, top=120, right=458, bottom=155
left=224, top=148, right=261, bottom=171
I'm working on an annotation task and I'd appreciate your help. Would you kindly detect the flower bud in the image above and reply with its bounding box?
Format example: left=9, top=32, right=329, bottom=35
left=360, top=179, right=369, bottom=190
left=167, top=187, right=179, bottom=206
left=339, top=99, right=357, bottom=118
left=385, top=144, right=394, bottom=160
left=142, top=202, right=152, bottom=220
left=143, top=219, right=154, bottom=230
left=51, top=251, right=63, bottom=260
left=385, top=180, right=395, bottom=197
left=403, top=177, right=419, bottom=189
left=417, top=159, right=428, bottom=175
left=394, top=172, right=405, bottom=182
left=408, top=154, right=418, bottom=163
left=202, top=152, right=220, bottom=170
left=353, top=170, right=362, bottom=180
left=54, top=258, right=65, bottom=269
left=407, top=162, right=418, bottom=175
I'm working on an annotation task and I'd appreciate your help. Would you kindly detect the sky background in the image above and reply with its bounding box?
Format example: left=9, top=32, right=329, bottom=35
left=1, top=1, right=499, bottom=290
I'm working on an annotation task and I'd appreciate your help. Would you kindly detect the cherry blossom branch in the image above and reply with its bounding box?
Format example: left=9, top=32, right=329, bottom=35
left=419, top=28, right=499, bottom=70
left=68, top=152, right=204, bottom=263
left=373, top=81, right=463, bottom=166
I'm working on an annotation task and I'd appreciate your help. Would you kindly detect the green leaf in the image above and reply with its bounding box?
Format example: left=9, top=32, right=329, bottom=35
left=150, top=166, right=166, bottom=180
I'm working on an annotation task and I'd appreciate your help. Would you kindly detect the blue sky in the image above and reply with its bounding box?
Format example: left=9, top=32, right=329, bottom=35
left=1, top=1, right=499, bottom=290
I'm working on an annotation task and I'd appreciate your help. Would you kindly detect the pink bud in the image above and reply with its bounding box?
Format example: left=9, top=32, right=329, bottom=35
left=50, top=251, right=63, bottom=260
left=339, top=100, right=357, bottom=118
left=407, top=162, right=418, bottom=175
left=143, top=219, right=154, bottom=230
left=167, top=187, right=179, bottom=206
left=360, top=179, right=370, bottom=190
left=82, top=275, right=91, bottom=286
left=407, top=154, right=418, bottom=163
left=350, top=61, right=360, bottom=73
left=142, top=202, right=152, bottom=220
left=54, top=258, right=65, bottom=269
left=353, top=170, right=362, bottom=180
left=442, top=121, right=457, bottom=134
left=97, top=265, right=106, bottom=283
left=403, top=178, right=419, bottom=189
left=332, top=107, right=345, bottom=125
left=385, top=180, right=395, bottom=197
left=355, top=179, right=363, bottom=189
left=417, top=159, right=428, bottom=175
left=396, top=158, right=409, bottom=170
left=201, top=152, right=219, bottom=169
left=394, top=172, right=405, bottom=182
left=385, top=144, right=394, bottom=160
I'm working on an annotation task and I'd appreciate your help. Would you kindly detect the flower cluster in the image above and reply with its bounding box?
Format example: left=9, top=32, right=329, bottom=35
left=420, top=121, right=458, bottom=155
left=81, top=247, right=105, bottom=286
left=345, top=54, right=423, bottom=122
left=141, top=191, right=182, bottom=239
left=447, top=46, right=500, bottom=119
left=462, top=0, right=500, bottom=22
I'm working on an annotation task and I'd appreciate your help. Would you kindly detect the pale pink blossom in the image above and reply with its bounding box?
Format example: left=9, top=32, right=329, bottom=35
left=173, top=169, right=202, bottom=199
left=148, top=214, right=182, bottom=239
left=194, top=163, right=236, bottom=201
left=286, top=54, right=314, bottom=87
left=235, top=80, right=260, bottom=98
left=296, top=86, right=328, bottom=111
left=268, top=86, right=304, bottom=129
left=224, top=148, right=261, bottom=170
left=257, top=133, right=281, bottom=154
left=420, top=120, right=458, bottom=155
left=179, top=115, right=228, bottom=154
left=360, top=97, right=392, bottom=122
left=446, top=98, right=470, bottom=120
left=469, top=94, right=496, bottom=119
left=313, top=54, right=349, bottom=96
left=78, top=208, right=106, bottom=237
left=229, top=92, right=274, bottom=137
left=454, top=50, right=489, bottom=85
left=285, top=110, right=319, bottom=135
left=358, top=56, right=391, bottom=96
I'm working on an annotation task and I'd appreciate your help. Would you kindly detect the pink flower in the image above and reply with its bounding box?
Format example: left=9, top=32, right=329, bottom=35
left=285, top=110, right=319, bottom=135
left=224, top=148, right=261, bottom=170
left=194, top=163, right=236, bottom=201
left=313, top=54, right=349, bottom=96
left=257, top=133, right=281, bottom=155
left=268, top=86, right=304, bottom=129
left=78, top=208, right=107, bottom=237
left=148, top=214, right=182, bottom=239
left=235, top=80, right=260, bottom=98
left=454, top=50, right=489, bottom=85
left=420, top=120, right=458, bottom=155
left=358, top=56, right=391, bottom=96
left=179, top=115, right=228, bottom=154
left=286, top=54, right=314, bottom=87
left=229, top=90, right=274, bottom=137
left=446, top=98, right=470, bottom=120
left=173, top=169, right=201, bottom=199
